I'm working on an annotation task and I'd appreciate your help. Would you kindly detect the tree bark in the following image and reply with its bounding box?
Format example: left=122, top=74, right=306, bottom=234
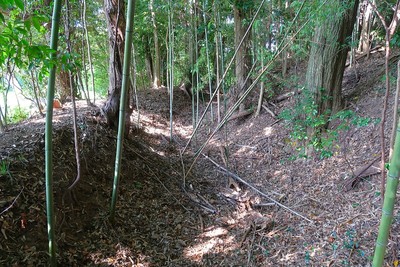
left=57, top=70, right=72, bottom=103
left=358, top=0, right=374, bottom=56
left=144, top=34, right=154, bottom=85
left=305, top=0, right=359, bottom=121
left=0, top=107, right=4, bottom=132
left=82, top=0, right=96, bottom=104
left=150, top=0, right=161, bottom=88
left=103, top=0, right=132, bottom=130
left=232, top=0, right=253, bottom=101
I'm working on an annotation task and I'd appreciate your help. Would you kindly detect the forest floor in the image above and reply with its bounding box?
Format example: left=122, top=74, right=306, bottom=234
left=1, top=50, right=400, bottom=266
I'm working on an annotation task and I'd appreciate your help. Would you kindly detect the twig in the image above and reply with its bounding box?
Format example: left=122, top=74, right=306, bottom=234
left=65, top=4, right=81, bottom=191
left=198, top=214, right=204, bottom=232
left=270, top=119, right=282, bottom=126
left=343, top=157, right=380, bottom=191
left=203, top=154, right=314, bottom=223
left=262, top=104, right=277, bottom=117
left=369, top=0, right=400, bottom=198
left=185, top=191, right=217, bottom=213
left=247, top=223, right=256, bottom=266
left=274, top=89, right=302, bottom=102
left=0, top=187, right=24, bottom=216
left=227, top=109, right=253, bottom=122
left=390, top=59, right=400, bottom=156
left=240, top=224, right=253, bottom=247
left=253, top=203, right=275, bottom=208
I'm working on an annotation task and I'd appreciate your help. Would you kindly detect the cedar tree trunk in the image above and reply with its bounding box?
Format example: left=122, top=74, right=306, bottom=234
left=103, top=0, right=132, bottom=130
left=231, top=0, right=253, bottom=101
left=305, top=0, right=359, bottom=121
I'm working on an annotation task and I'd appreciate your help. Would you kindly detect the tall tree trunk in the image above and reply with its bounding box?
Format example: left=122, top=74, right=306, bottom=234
left=79, top=24, right=91, bottom=105
left=82, top=0, right=96, bottom=104
left=109, top=0, right=136, bottom=221
left=103, top=0, right=132, bottom=130
left=150, top=0, right=161, bottom=88
left=0, top=106, right=4, bottom=132
left=232, top=0, right=253, bottom=101
left=30, top=70, right=44, bottom=116
left=214, top=0, right=221, bottom=122
left=305, top=0, right=359, bottom=124
left=58, top=70, right=71, bottom=103
left=144, top=34, right=154, bottom=85
left=65, top=0, right=82, bottom=190
left=358, top=0, right=374, bottom=56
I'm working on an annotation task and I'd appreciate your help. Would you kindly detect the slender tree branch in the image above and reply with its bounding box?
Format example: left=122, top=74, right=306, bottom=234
left=0, top=187, right=24, bottom=216
left=183, top=0, right=316, bottom=180
left=183, top=0, right=268, bottom=154
left=370, top=0, right=400, bottom=197
left=203, top=154, right=313, bottom=223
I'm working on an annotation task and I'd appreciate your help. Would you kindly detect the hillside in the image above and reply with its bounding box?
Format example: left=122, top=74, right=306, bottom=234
left=1, top=51, right=399, bottom=266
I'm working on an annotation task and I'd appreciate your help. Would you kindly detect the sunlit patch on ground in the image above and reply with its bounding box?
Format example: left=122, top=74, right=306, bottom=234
left=183, top=226, right=237, bottom=263
left=89, top=243, right=150, bottom=266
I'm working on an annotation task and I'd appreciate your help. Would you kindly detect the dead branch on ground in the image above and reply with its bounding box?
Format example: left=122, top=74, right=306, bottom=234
left=0, top=187, right=24, bottom=216
left=262, top=104, right=277, bottom=117
left=228, top=109, right=254, bottom=122
left=342, top=157, right=381, bottom=191
left=202, top=153, right=314, bottom=223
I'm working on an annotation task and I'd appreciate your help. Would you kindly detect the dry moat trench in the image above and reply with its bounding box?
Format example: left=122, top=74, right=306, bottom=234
left=1, top=53, right=400, bottom=266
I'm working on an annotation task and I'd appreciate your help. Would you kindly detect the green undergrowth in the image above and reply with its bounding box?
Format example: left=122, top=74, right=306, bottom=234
left=279, top=88, right=376, bottom=160
left=7, top=106, right=29, bottom=124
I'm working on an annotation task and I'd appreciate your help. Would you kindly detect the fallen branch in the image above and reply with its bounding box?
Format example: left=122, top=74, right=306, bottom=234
left=270, top=119, right=282, bottom=126
left=345, top=45, right=384, bottom=67
left=0, top=187, right=24, bottom=216
left=262, top=104, right=277, bottom=118
left=185, top=191, right=217, bottom=213
left=274, top=89, right=302, bottom=102
left=202, top=154, right=314, bottom=223
left=343, top=157, right=381, bottom=191
left=228, top=109, right=253, bottom=122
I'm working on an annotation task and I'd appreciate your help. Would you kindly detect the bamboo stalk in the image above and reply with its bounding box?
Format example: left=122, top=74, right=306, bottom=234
left=110, top=0, right=136, bottom=221
left=45, top=0, right=63, bottom=265
left=372, top=119, right=400, bottom=266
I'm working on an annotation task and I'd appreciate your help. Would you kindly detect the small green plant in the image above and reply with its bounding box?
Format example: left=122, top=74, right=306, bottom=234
left=304, top=250, right=311, bottom=265
left=7, top=106, right=29, bottom=124
left=279, top=88, right=371, bottom=159
left=343, top=228, right=357, bottom=250
left=0, top=160, right=8, bottom=176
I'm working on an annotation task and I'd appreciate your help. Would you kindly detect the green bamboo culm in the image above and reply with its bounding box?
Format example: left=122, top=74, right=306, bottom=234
left=372, top=121, right=400, bottom=266
left=44, top=0, right=63, bottom=265
left=110, top=0, right=136, bottom=221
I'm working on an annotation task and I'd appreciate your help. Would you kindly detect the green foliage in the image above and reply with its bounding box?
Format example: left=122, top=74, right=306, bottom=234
left=0, top=160, right=8, bottom=176
left=7, top=106, right=28, bottom=123
left=390, top=31, right=400, bottom=47
left=279, top=88, right=371, bottom=159
left=0, top=3, right=53, bottom=120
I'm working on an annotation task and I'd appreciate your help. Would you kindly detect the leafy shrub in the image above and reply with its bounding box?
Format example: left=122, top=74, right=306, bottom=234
left=7, top=106, right=29, bottom=124
left=279, top=88, right=371, bottom=159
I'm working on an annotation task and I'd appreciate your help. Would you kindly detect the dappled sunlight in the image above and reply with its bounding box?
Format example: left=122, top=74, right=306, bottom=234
left=200, top=226, right=229, bottom=238
left=183, top=226, right=238, bottom=263
left=279, top=244, right=323, bottom=265
left=88, top=243, right=150, bottom=266
left=174, top=123, right=193, bottom=139
left=133, top=110, right=193, bottom=141
left=263, top=126, right=273, bottom=136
